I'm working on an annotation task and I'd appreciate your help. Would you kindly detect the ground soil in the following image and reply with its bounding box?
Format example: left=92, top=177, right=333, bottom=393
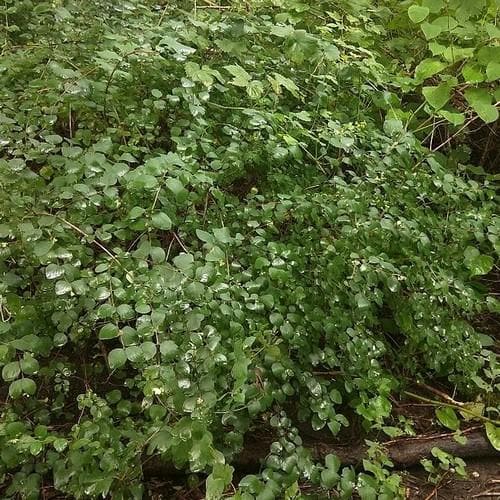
left=404, top=458, right=500, bottom=500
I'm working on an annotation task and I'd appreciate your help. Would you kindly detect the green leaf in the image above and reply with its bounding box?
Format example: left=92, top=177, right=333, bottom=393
left=125, top=345, right=143, bottom=363
left=435, top=407, right=459, bottom=430
left=486, top=61, right=500, bottom=82
left=438, top=110, right=465, bottom=126
left=422, top=0, right=444, bottom=13
left=141, top=342, right=157, bottom=360
left=173, top=253, right=194, bottom=270
left=108, top=348, right=127, bottom=370
left=33, top=240, right=54, bottom=257
left=20, top=355, right=39, bottom=375
left=99, top=323, right=120, bottom=340
left=464, top=88, right=499, bottom=123
left=53, top=438, right=68, bottom=452
left=467, top=254, right=494, bottom=276
left=321, top=467, right=340, bottom=488
left=422, top=81, right=453, bottom=110
left=2, top=361, right=20, bottom=381
left=213, top=227, right=233, bottom=244
left=224, top=64, right=251, bottom=87
left=9, top=378, right=37, bottom=398
left=415, top=59, right=447, bottom=81
left=206, top=246, right=225, bottom=262
left=160, top=340, right=178, bottom=359
left=55, top=280, right=72, bottom=295
left=246, top=80, right=264, bottom=99
left=196, top=229, right=213, bottom=243
left=420, top=22, right=442, bottom=40
left=165, top=178, right=188, bottom=201
left=206, top=463, right=234, bottom=500
left=485, top=423, right=500, bottom=451
left=408, top=5, right=430, bottom=23
left=151, top=212, right=172, bottom=230
left=462, top=63, right=484, bottom=84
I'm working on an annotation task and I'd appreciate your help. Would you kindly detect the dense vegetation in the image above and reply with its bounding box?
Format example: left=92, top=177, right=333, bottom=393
left=0, top=0, right=499, bottom=498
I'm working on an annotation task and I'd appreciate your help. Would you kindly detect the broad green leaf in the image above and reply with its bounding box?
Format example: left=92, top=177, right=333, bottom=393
left=464, top=88, right=499, bottom=123
left=160, top=340, right=178, bottom=359
left=206, top=464, right=234, bottom=500
left=108, top=348, right=127, bottom=370
left=33, top=240, right=54, bottom=257
left=462, top=63, right=484, bottom=84
left=321, top=467, right=340, bottom=488
left=485, top=423, right=500, bottom=451
left=435, top=407, right=459, bottom=430
left=415, top=59, right=447, bottom=81
left=246, top=80, right=264, bottom=99
left=173, top=253, right=194, bottom=270
left=224, top=65, right=251, bottom=87
left=422, top=0, right=444, bottom=13
left=206, top=246, right=225, bottom=262
left=408, top=5, right=430, bottom=23
left=99, top=323, right=120, bottom=340
left=196, top=229, right=213, bottom=243
left=421, top=22, right=442, bottom=40
left=125, top=346, right=143, bottom=363
left=165, top=178, right=188, bottom=201
left=486, top=61, right=500, bottom=82
left=2, top=361, right=20, bottom=381
left=438, top=110, right=465, bottom=126
left=20, top=355, right=39, bottom=375
left=467, top=254, right=494, bottom=276
left=422, top=81, right=453, bottom=110
left=213, top=227, right=232, bottom=244
left=459, top=402, right=484, bottom=421
left=55, top=280, right=72, bottom=295
left=53, top=438, right=68, bottom=452
left=9, top=378, right=36, bottom=398
left=141, top=342, right=157, bottom=360
left=151, top=212, right=172, bottom=230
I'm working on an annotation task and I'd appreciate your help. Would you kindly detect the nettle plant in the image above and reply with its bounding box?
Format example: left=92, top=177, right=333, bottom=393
left=0, top=1, right=499, bottom=499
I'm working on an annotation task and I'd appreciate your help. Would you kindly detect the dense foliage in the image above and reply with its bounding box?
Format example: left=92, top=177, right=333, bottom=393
left=0, top=1, right=498, bottom=498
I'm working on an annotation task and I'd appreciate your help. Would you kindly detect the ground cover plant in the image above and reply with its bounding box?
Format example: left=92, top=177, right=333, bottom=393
left=0, top=0, right=499, bottom=498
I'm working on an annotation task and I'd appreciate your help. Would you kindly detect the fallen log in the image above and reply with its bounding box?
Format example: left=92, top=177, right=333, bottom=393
left=143, top=427, right=499, bottom=478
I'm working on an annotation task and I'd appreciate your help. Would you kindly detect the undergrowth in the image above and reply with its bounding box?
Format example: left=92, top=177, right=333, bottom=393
left=0, top=1, right=498, bottom=498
